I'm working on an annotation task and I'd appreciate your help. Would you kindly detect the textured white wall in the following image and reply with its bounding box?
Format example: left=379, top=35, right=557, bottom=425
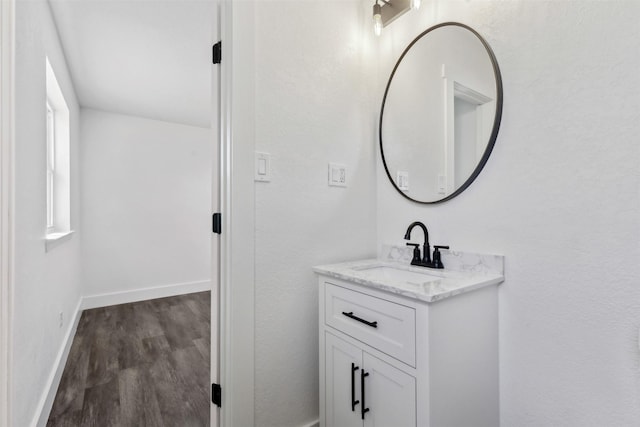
left=13, top=0, right=82, bottom=425
left=80, top=109, right=212, bottom=296
left=375, top=1, right=640, bottom=425
left=253, top=1, right=377, bottom=425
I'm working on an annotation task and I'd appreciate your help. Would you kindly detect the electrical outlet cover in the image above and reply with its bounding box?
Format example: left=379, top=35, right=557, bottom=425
left=328, top=163, right=347, bottom=187
left=396, top=171, right=409, bottom=191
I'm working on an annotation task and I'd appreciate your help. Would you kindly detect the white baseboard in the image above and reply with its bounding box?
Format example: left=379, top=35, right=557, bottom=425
left=32, top=298, right=83, bottom=427
left=80, top=280, right=211, bottom=310
left=300, top=420, right=319, bottom=427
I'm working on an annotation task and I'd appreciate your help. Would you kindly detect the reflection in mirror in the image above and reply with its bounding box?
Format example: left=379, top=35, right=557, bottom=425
left=380, top=22, right=502, bottom=204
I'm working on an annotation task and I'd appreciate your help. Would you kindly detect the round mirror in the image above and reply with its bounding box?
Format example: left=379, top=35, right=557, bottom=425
left=380, top=22, right=503, bottom=204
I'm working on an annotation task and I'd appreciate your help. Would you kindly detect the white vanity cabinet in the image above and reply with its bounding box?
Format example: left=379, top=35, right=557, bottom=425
left=318, top=275, right=500, bottom=427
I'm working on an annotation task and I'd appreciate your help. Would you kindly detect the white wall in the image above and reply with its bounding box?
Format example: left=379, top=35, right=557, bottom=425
left=80, top=109, right=212, bottom=298
left=375, top=1, right=640, bottom=425
left=13, top=0, right=82, bottom=425
left=253, top=1, right=377, bottom=425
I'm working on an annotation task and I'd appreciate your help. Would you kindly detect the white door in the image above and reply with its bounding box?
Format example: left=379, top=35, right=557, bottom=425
left=325, top=332, right=363, bottom=427
left=210, top=3, right=220, bottom=427
left=0, top=1, right=14, bottom=425
left=362, top=353, right=416, bottom=427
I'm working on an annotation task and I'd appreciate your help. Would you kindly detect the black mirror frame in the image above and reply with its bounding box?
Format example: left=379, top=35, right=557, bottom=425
left=379, top=22, right=503, bottom=204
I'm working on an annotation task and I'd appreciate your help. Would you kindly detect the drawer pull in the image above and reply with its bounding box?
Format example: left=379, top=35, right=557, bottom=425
left=351, top=363, right=360, bottom=411
left=342, top=311, right=378, bottom=328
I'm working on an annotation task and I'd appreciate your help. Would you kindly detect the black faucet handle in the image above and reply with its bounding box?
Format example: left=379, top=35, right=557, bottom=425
left=406, top=243, right=421, bottom=263
left=431, top=245, right=449, bottom=269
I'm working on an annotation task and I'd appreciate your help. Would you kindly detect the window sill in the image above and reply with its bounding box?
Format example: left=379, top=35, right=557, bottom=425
left=45, top=230, right=75, bottom=252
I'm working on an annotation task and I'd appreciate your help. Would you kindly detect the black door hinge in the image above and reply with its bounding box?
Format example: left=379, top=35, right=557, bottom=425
left=212, top=41, right=222, bottom=64
left=212, top=383, right=222, bottom=407
left=212, top=213, right=221, bottom=234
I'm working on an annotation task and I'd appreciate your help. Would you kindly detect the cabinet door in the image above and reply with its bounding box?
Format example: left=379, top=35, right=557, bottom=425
left=325, top=332, right=363, bottom=427
left=362, top=353, right=416, bottom=427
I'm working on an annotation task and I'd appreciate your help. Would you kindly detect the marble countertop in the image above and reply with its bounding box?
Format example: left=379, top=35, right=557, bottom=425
left=313, top=256, right=504, bottom=303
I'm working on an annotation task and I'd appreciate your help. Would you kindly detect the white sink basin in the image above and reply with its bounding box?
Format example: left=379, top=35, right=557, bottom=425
left=352, top=265, right=441, bottom=285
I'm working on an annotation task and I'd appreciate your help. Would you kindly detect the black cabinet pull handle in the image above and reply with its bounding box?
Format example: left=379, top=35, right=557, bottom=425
left=342, top=311, right=378, bottom=328
left=361, top=369, right=370, bottom=420
left=351, top=363, right=360, bottom=411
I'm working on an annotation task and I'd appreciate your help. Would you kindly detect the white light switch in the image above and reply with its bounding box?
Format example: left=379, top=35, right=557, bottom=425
left=328, top=163, right=347, bottom=187
left=255, top=152, right=271, bottom=182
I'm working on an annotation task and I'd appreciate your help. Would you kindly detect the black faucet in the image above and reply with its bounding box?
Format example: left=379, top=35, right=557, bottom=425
left=404, top=221, right=431, bottom=266
left=404, top=221, right=449, bottom=269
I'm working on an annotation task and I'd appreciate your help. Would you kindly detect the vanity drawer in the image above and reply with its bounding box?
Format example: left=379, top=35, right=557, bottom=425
left=324, top=282, right=416, bottom=366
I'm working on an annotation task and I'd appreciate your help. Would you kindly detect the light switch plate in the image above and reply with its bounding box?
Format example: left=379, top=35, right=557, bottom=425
left=328, top=163, right=347, bottom=187
left=255, top=152, right=271, bottom=182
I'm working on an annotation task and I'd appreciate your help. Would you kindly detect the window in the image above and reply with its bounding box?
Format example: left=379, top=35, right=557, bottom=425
left=46, top=101, right=55, bottom=231
left=45, top=58, right=72, bottom=250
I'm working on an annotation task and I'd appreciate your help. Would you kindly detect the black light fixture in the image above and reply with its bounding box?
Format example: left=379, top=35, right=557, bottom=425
left=372, top=0, right=421, bottom=36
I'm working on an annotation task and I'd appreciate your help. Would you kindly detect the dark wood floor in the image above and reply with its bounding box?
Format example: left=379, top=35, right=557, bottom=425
left=47, top=291, right=211, bottom=427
